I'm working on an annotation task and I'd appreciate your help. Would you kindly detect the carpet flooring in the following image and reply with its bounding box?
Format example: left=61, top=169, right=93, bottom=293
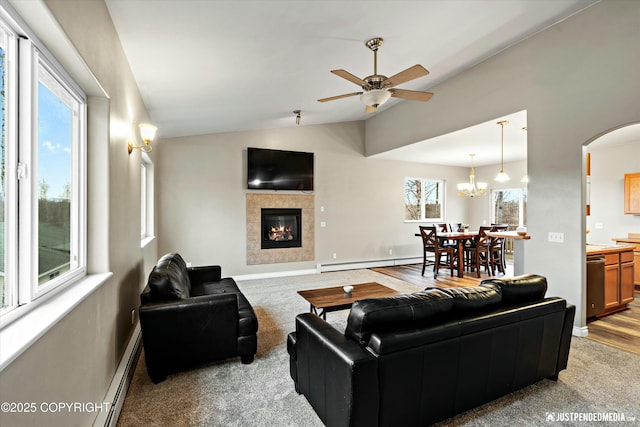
left=117, top=269, right=640, bottom=426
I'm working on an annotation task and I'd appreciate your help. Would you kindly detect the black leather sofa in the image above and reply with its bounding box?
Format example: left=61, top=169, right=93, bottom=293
left=139, top=253, right=258, bottom=383
left=287, top=274, right=575, bottom=426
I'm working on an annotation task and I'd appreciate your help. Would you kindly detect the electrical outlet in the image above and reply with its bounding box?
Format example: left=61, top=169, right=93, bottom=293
left=320, top=221, right=327, bottom=227
left=595, top=222, right=604, bottom=229
left=548, top=232, right=565, bottom=243
left=332, top=253, right=337, bottom=259
left=389, top=249, right=393, bottom=255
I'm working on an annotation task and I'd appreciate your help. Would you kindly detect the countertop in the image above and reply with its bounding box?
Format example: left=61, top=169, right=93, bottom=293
left=612, top=237, right=640, bottom=244
left=586, top=244, right=635, bottom=255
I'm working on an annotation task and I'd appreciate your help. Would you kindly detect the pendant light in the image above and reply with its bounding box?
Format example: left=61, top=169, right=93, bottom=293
left=495, top=120, right=510, bottom=182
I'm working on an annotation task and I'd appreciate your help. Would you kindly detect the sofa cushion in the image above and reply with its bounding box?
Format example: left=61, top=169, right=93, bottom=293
left=481, top=274, right=547, bottom=306
left=147, top=253, right=191, bottom=300
left=438, top=284, right=502, bottom=312
left=345, top=289, right=454, bottom=346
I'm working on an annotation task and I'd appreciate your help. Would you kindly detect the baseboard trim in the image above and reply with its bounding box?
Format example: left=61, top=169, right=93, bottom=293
left=319, top=257, right=423, bottom=273
left=572, top=325, right=589, bottom=337
left=93, top=323, right=142, bottom=427
left=233, top=268, right=319, bottom=282
left=232, top=257, right=422, bottom=281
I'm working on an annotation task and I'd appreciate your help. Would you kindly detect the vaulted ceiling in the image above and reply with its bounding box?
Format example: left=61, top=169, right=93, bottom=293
left=105, top=0, right=599, bottom=165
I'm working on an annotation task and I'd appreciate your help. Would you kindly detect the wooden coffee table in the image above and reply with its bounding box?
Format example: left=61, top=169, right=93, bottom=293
left=297, top=282, right=401, bottom=319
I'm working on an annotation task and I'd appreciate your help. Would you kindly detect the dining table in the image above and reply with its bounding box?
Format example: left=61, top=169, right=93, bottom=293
left=415, top=230, right=478, bottom=278
left=417, top=229, right=532, bottom=278
left=435, top=231, right=477, bottom=278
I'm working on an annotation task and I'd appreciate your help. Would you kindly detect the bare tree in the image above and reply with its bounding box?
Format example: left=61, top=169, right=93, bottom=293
left=39, top=179, right=49, bottom=201
left=405, top=179, right=421, bottom=220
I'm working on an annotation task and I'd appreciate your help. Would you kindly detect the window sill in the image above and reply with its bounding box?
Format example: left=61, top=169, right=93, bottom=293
left=141, top=235, right=156, bottom=249
left=0, top=272, right=113, bottom=372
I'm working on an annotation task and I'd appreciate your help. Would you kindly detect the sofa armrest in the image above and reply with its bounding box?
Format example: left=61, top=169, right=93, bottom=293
left=554, top=303, right=576, bottom=376
left=294, top=313, right=379, bottom=427
left=139, top=293, right=239, bottom=380
left=187, top=265, right=222, bottom=284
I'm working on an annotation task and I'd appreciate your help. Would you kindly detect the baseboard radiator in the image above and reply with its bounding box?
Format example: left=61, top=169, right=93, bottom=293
left=93, top=323, right=142, bottom=427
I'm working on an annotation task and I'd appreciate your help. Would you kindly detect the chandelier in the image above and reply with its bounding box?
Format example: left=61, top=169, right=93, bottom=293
left=457, top=154, right=487, bottom=197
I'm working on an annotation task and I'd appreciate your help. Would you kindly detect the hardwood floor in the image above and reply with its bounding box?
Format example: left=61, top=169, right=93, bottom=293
left=371, top=264, right=640, bottom=356
left=586, top=291, right=640, bottom=356
left=370, top=263, right=514, bottom=289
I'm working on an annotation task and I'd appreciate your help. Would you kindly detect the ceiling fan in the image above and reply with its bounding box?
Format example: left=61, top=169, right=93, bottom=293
left=318, top=37, right=434, bottom=113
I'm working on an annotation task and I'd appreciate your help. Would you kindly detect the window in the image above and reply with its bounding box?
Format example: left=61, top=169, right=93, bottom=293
left=1, top=11, right=86, bottom=314
left=404, top=177, right=445, bottom=221
left=1, top=24, right=9, bottom=310
left=140, top=153, right=154, bottom=243
left=491, top=188, right=527, bottom=227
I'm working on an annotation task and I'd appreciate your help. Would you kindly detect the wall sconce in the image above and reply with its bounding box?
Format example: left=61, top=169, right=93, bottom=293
left=128, top=121, right=158, bottom=154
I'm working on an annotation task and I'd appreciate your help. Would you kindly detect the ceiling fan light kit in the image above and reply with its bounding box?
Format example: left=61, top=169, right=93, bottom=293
left=360, top=89, right=391, bottom=109
left=318, top=37, right=434, bottom=112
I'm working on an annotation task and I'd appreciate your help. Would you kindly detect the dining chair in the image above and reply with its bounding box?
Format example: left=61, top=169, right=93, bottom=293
left=418, top=226, right=437, bottom=276
left=437, top=223, right=450, bottom=233
left=489, top=224, right=509, bottom=275
left=466, top=226, right=492, bottom=278
left=431, top=225, right=457, bottom=279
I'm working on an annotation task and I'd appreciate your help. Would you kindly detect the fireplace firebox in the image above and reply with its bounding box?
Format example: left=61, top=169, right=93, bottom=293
left=261, top=208, right=302, bottom=249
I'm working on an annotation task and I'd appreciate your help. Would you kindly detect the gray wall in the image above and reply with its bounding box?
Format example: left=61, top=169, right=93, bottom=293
left=156, top=121, right=472, bottom=275
left=0, top=1, right=156, bottom=425
left=365, top=0, right=640, bottom=331
left=587, top=139, right=640, bottom=243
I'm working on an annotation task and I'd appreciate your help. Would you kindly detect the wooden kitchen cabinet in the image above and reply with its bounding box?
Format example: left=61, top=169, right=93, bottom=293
left=587, top=244, right=635, bottom=317
left=624, top=173, right=640, bottom=214
left=604, top=254, right=620, bottom=310
left=613, top=235, right=640, bottom=288
left=620, top=257, right=634, bottom=304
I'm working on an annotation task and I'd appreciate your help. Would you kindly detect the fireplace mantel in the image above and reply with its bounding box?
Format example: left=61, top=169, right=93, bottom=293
left=246, top=194, right=314, bottom=265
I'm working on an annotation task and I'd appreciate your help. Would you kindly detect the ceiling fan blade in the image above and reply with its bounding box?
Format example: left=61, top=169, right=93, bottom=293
left=318, top=92, right=363, bottom=103
left=389, top=88, right=434, bottom=102
left=365, top=104, right=377, bottom=113
left=382, top=64, right=429, bottom=88
left=331, top=69, right=370, bottom=88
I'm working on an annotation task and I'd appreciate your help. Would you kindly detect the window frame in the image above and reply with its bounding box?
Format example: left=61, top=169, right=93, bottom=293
left=490, top=187, right=527, bottom=227
left=140, top=152, right=154, bottom=245
left=1, top=9, right=87, bottom=315
left=404, top=177, right=446, bottom=222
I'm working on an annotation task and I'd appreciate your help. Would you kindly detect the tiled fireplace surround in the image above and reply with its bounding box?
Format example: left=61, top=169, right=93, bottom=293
left=246, top=193, right=315, bottom=265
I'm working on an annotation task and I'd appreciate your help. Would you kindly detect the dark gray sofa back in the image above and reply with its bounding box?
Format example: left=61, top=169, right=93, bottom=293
left=147, top=253, right=191, bottom=300
left=346, top=274, right=546, bottom=347
left=345, top=289, right=454, bottom=346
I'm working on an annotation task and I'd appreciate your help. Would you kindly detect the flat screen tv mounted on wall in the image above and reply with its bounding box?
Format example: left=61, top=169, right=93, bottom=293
left=247, top=147, right=314, bottom=191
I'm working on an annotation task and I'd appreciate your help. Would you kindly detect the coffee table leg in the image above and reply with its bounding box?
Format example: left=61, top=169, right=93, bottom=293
left=310, top=304, right=327, bottom=320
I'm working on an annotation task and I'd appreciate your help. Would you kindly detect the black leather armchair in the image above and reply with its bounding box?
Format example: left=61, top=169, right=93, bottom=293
left=139, top=253, right=258, bottom=383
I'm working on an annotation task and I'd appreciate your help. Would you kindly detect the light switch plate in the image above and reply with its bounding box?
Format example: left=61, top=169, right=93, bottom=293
left=548, top=232, right=564, bottom=243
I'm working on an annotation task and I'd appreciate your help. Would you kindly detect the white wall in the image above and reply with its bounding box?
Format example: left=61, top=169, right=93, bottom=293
left=587, top=139, right=640, bottom=243
left=365, top=0, right=640, bottom=331
left=156, top=121, right=472, bottom=276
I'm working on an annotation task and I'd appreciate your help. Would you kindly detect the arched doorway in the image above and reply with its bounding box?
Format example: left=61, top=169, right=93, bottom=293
left=583, top=123, right=640, bottom=354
